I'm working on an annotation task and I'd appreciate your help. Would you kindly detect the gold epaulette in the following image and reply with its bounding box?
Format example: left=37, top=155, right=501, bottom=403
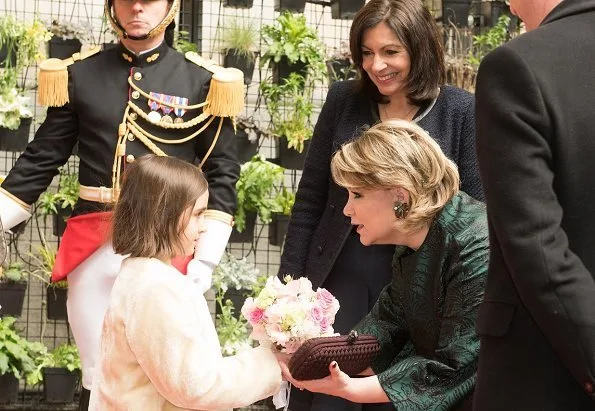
left=185, top=51, right=245, bottom=118
left=37, top=46, right=102, bottom=107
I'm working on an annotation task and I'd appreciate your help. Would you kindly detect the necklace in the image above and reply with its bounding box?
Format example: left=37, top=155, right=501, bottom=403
left=380, top=103, right=418, bottom=121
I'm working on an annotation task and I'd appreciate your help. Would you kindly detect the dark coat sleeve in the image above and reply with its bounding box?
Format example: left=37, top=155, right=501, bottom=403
left=475, top=44, right=595, bottom=390
left=456, top=96, right=483, bottom=201
left=357, top=236, right=487, bottom=410
left=1, top=71, right=78, bottom=204
left=278, top=82, right=341, bottom=277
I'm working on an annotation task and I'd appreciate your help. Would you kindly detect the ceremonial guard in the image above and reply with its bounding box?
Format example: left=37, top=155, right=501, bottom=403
left=0, top=0, right=243, bottom=409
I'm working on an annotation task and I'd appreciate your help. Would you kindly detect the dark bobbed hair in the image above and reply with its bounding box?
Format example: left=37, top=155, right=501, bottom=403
left=112, top=155, right=208, bottom=259
left=349, top=0, right=446, bottom=105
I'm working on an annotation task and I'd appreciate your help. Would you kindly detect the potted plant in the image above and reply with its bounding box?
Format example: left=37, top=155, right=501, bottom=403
left=442, top=0, right=473, bottom=27
left=261, top=73, right=314, bottom=169
left=35, top=343, right=81, bottom=403
left=326, top=41, right=358, bottom=86
left=268, top=187, right=295, bottom=246
left=47, top=19, right=91, bottom=59
left=213, top=253, right=260, bottom=318
left=0, top=262, right=28, bottom=317
left=0, top=316, right=46, bottom=404
left=174, top=30, right=198, bottom=54
left=232, top=155, right=284, bottom=243
left=223, top=0, right=254, bottom=11
left=215, top=299, right=252, bottom=356
left=331, top=0, right=365, bottom=19
left=235, top=117, right=266, bottom=163
left=0, top=16, right=50, bottom=151
left=221, top=19, right=259, bottom=85
left=260, top=12, right=326, bottom=84
left=0, top=88, right=33, bottom=151
left=30, top=241, right=67, bottom=320
left=37, top=169, right=80, bottom=237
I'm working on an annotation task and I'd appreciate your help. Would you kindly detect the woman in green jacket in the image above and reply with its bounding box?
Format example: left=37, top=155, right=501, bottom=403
left=284, top=120, right=488, bottom=410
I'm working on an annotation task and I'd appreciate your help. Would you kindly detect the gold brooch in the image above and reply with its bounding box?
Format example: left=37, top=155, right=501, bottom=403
left=122, top=53, right=133, bottom=62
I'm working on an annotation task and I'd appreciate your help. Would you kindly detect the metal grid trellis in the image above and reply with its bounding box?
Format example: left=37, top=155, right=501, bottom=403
left=1, top=0, right=486, bottom=408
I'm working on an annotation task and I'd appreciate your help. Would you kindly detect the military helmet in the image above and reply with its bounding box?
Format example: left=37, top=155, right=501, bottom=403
left=105, top=0, right=179, bottom=41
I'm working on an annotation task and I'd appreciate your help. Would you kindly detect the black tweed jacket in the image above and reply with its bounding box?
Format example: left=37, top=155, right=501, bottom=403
left=279, top=80, right=482, bottom=288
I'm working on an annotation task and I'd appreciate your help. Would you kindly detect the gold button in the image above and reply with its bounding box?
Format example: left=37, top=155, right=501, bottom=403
left=129, top=112, right=137, bottom=121
left=126, top=154, right=135, bottom=163
left=127, top=133, right=135, bottom=142
left=133, top=72, right=142, bottom=81
left=131, top=91, right=140, bottom=99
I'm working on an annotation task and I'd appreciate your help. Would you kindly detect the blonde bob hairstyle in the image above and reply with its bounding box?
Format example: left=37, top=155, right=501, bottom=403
left=112, top=155, right=208, bottom=259
left=330, top=120, right=459, bottom=232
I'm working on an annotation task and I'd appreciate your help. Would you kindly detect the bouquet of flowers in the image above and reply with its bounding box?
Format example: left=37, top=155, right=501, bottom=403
left=241, top=276, right=340, bottom=354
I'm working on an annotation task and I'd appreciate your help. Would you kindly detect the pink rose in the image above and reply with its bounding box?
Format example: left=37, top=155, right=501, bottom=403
left=241, top=298, right=264, bottom=325
left=248, top=307, right=265, bottom=324
left=316, top=288, right=340, bottom=317
left=319, top=316, right=329, bottom=332
left=309, top=304, right=324, bottom=324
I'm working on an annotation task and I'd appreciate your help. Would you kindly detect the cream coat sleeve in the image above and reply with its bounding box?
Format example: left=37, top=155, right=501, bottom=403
left=126, top=278, right=282, bottom=410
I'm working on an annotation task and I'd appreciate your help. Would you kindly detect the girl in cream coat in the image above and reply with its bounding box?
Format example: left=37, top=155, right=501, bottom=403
left=89, top=155, right=282, bottom=410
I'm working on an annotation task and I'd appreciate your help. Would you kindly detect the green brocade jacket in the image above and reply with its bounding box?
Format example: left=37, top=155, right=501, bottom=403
left=355, top=192, right=489, bottom=410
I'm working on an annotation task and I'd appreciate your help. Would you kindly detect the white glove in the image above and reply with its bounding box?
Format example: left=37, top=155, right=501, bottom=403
left=0, top=188, right=32, bottom=233
left=186, top=259, right=214, bottom=294
left=186, top=214, right=233, bottom=294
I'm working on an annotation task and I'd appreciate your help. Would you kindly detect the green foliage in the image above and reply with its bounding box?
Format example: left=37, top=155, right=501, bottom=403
left=0, top=316, right=47, bottom=383
left=234, top=155, right=284, bottom=232
left=260, top=12, right=326, bottom=81
left=0, top=16, right=51, bottom=72
left=213, top=253, right=260, bottom=294
left=0, top=261, right=28, bottom=283
left=0, top=16, right=50, bottom=129
left=469, top=15, right=512, bottom=66
left=215, top=299, right=251, bottom=356
left=20, top=342, right=80, bottom=386
left=37, top=169, right=80, bottom=216
left=29, top=239, right=67, bottom=289
left=260, top=73, right=313, bottom=153
left=272, top=187, right=295, bottom=216
left=221, top=19, right=259, bottom=62
left=174, top=30, right=198, bottom=54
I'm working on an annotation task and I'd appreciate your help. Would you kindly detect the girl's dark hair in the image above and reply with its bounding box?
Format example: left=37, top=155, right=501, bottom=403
left=350, top=0, right=446, bottom=105
left=112, top=155, right=208, bottom=259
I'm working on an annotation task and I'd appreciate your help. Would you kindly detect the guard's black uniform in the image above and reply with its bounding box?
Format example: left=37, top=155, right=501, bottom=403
left=1, top=41, right=239, bottom=216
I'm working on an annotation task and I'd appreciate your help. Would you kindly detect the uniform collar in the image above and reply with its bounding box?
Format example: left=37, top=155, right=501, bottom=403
left=118, top=41, right=169, bottom=67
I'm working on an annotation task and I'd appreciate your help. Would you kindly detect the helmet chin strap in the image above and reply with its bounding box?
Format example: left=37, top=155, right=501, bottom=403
left=121, top=31, right=152, bottom=41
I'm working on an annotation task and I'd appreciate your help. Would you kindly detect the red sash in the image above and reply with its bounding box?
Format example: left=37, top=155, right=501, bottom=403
left=52, top=211, right=191, bottom=282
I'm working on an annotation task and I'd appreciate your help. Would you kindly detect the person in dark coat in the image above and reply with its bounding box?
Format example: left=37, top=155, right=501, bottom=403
left=279, top=1, right=482, bottom=409
left=0, top=0, right=242, bottom=409
left=474, top=0, right=595, bottom=409
left=281, top=120, right=487, bottom=411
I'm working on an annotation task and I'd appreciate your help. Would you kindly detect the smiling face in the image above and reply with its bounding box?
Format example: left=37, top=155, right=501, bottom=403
left=178, top=191, right=209, bottom=257
left=113, top=0, right=170, bottom=39
left=343, top=187, right=400, bottom=246
left=360, top=22, right=411, bottom=100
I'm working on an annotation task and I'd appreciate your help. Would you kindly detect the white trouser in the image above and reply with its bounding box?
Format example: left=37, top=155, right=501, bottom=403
left=66, top=242, right=126, bottom=389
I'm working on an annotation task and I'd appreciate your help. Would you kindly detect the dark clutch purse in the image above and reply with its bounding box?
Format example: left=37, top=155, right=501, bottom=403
left=288, top=330, right=380, bottom=381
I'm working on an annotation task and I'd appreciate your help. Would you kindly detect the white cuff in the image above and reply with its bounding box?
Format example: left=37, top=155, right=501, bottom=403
left=194, top=218, right=232, bottom=266
left=186, top=259, right=214, bottom=294
left=0, top=188, right=32, bottom=232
